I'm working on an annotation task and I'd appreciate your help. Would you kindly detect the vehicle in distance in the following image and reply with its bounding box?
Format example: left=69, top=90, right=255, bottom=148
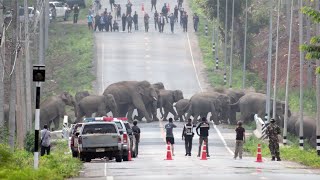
left=4, top=7, right=40, bottom=23
left=77, top=121, right=123, bottom=162
left=49, top=1, right=71, bottom=21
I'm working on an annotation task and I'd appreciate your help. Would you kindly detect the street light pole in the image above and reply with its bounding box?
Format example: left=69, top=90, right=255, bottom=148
left=215, top=0, right=220, bottom=70
left=229, top=0, right=234, bottom=88
left=242, top=0, right=248, bottom=89
left=298, top=0, right=304, bottom=150
left=224, top=0, right=228, bottom=86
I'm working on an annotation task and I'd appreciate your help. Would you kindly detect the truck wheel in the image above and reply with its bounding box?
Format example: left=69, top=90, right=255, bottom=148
left=85, top=157, right=91, bottom=162
left=115, top=155, right=122, bottom=162
left=122, top=155, right=128, bottom=161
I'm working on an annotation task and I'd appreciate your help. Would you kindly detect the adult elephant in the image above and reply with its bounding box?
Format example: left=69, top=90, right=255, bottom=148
left=293, top=115, right=317, bottom=147
left=174, top=99, right=190, bottom=122
left=214, top=88, right=246, bottom=123
left=133, top=82, right=164, bottom=121
left=75, top=94, right=118, bottom=122
left=185, top=92, right=222, bottom=124
left=231, top=92, right=291, bottom=126
left=40, top=92, right=76, bottom=131
left=158, top=89, right=184, bottom=121
left=288, top=113, right=298, bottom=134
left=75, top=91, right=90, bottom=104
left=103, top=81, right=158, bottom=123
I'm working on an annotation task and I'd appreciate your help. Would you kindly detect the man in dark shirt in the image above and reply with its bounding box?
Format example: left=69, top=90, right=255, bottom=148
left=132, top=121, right=141, bottom=156
left=196, top=117, right=210, bottom=157
left=182, top=119, right=195, bottom=156
left=165, top=118, right=177, bottom=155
left=234, top=121, right=245, bottom=159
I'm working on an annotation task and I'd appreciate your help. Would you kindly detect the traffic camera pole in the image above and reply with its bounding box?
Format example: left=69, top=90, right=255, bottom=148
left=34, top=82, right=41, bottom=169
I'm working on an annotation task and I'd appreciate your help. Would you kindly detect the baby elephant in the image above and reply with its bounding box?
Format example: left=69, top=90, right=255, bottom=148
left=174, top=99, right=190, bottom=122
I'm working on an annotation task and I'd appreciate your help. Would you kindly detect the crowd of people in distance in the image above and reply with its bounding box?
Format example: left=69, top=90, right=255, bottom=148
left=86, top=0, right=200, bottom=34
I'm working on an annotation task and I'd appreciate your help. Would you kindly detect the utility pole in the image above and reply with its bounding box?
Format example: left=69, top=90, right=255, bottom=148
left=9, top=0, right=19, bottom=150
left=316, top=0, right=320, bottom=156
left=298, top=0, right=304, bottom=150
left=215, top=0, right=220, bottom=70
left=229, top=0, right=234, bottom=89
left=265, top=0, right=273, bottom=124
left=242, top=0, right=248, bottom=90
left=283, top=0, right=294, bottom=146
left=25, top=0, right=33, bottom=132
left=224, top=0, right=228, bottom=86
left=44, top=0, right=49, bottom=50
left=272, top=0, right=281, bottom=120
left=0, top=0, right=4, bottom=131
left=306, top=0, right=312, bottom=87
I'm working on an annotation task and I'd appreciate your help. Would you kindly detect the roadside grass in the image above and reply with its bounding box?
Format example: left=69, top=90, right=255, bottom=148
left=244, top=135, right=320, bottom=168
left=188, top=0, right=264, bottom=90
left=43, top=1, right=95, bottom=98
left=0, top=141, right=82, bottom=180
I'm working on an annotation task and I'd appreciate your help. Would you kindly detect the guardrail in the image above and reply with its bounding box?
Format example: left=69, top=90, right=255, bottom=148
left=253, top=114, right=268, bottom=139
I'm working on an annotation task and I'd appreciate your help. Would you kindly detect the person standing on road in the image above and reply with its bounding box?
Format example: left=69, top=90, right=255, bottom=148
left=133, top=11, right=139, bottom=30
left=122, top=13, right=127, bottom=31
left=196, top=117, right=210, bottom=157
left=132, top=121, right=141, bottom=157
left=193, top=13, right=199, bottom=32
left=266, top=118, right=281, bottom=161
left=182, top=119, right=195, bottom=156
left=234, top=121, right=245, bottom=160
left=109, top=0, right=115, bottom=12
left=40, top=124, right=51, bottom=156
left=179, top=8, right=184, bottom=26
left=144, top=13, right=150, bottom=32
left=127, top=14, right=133, bottom=33
left=100, top=13, right=106, bottom=31
left=107, top=13, right=113, bottom=32
left=87, top=13, right=94, bottom=30
left=158, top=13, right=165, bottom=33
left=174, top=5, right=179, bottom=23
left=151, top=0, right=157, bottom=11
left=94, top=13, right=101, bottom=31
left=73, top=4, right=80, bottom=23
left=126, top=0, right=133, bottom=15
left=182, top=12, right=188, bottom=32
left=161, top=3, right=168, bottom=23
left=169, top=13, right=175, bottom=33
left=178, top=0, right=183, bottom=9
left=154, top=10, right=159, bottom=30
left=165, top=118, right=177, bottom=156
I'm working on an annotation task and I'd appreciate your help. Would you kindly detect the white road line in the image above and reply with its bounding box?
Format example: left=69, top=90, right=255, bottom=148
left=106, top=176, right=114, bottom=180
left=104, top=162, right=107, bottom=177
left=187, top=32, right=233, bottom=155
left=213, top=124, right=234, bottom=155
left=186, top=33, right=203, bottom=92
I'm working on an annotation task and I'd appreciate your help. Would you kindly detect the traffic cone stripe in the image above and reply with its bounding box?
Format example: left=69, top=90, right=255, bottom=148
left=200, top=141, right=207, bottom=160
left=255, top=144, right=263, bottom=162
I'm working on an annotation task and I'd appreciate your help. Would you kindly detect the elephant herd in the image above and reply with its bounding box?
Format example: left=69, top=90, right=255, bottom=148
left=0, top=80, right=317, bottom=147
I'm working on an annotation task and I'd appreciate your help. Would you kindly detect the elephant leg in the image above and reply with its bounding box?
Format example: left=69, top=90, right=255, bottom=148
left=127, top=106, right=135, bottom=122
left=118, top=104, right=128, bottom=117
left=192, top=113, right=200, bottom=124
left=229, top=111, right=237, bottom=125
left=164, top=104, right=178, bottom=120
left=132, top=98, right=152, bottom=123
left=134, top=109, right=144, bottom=121
left=162, top=109, right=169, bottom=121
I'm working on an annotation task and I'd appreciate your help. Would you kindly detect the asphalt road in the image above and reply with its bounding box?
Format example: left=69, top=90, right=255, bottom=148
left=72, top=0, right=320, bottom=180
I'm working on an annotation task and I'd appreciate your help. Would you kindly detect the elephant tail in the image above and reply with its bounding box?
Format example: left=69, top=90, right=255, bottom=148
left=230, top=100, right=240, bottom=112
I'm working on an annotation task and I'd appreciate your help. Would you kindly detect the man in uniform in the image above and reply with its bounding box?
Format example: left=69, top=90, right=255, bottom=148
left=182, top=119, right=195, bottom=156
left=193, top=13, right=199, bottom=32
left=133, top=11, right=139, bottom=30
left=127, top=14, right=133, bottom=33
left=132, top=121, right=141, bottom=157
left=196, top=117, right=210, bottom=157
left=165, top=118, right=177, bottom=156
left=154, top=10, right=159, bottom=30
left=266, top=118, right=281, bottom=161
left=151, top=0, right=157, bottom=11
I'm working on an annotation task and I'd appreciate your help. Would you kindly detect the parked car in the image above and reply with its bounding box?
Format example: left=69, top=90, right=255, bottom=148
left=77, top=121, right=123, bottom=162
left=49, top=1, right=71, bottom=21
left=66, top=0, right=86, bottom=8
left=4, top=7, right=40, bottom=23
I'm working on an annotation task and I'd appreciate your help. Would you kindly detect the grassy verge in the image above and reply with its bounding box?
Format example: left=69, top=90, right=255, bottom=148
left=43, top=2, right=95, bottom=98
left=188, top=0, right=264, bottom=90
left=244, top=135, right=320, bottom=168
left=0, top=141, right=82, bottom=180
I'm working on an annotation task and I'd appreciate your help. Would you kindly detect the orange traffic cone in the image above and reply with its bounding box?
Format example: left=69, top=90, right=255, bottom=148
left=255, top=144, right=263, bottom=162
left=165, top=142, right=173, bottom=160
left=142, top=3, right=144, bottom=12
left=200, top=140, right=207, bottom=160
left=128, top=149, right=132, bottom=161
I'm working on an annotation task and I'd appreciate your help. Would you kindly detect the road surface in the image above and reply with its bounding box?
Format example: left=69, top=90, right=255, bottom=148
left=71, top=0, right=320, bottom=179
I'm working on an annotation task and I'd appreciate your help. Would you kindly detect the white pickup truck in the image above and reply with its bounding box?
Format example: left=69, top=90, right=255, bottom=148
left=77, top=121, right=124, bottom=162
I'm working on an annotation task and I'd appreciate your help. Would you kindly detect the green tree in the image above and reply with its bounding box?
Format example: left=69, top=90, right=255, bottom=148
left=301, top=6, right=320, bottom=74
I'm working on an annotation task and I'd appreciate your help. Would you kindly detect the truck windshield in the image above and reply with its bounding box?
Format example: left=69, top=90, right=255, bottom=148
left=82, top=124, right=117, bottom=134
